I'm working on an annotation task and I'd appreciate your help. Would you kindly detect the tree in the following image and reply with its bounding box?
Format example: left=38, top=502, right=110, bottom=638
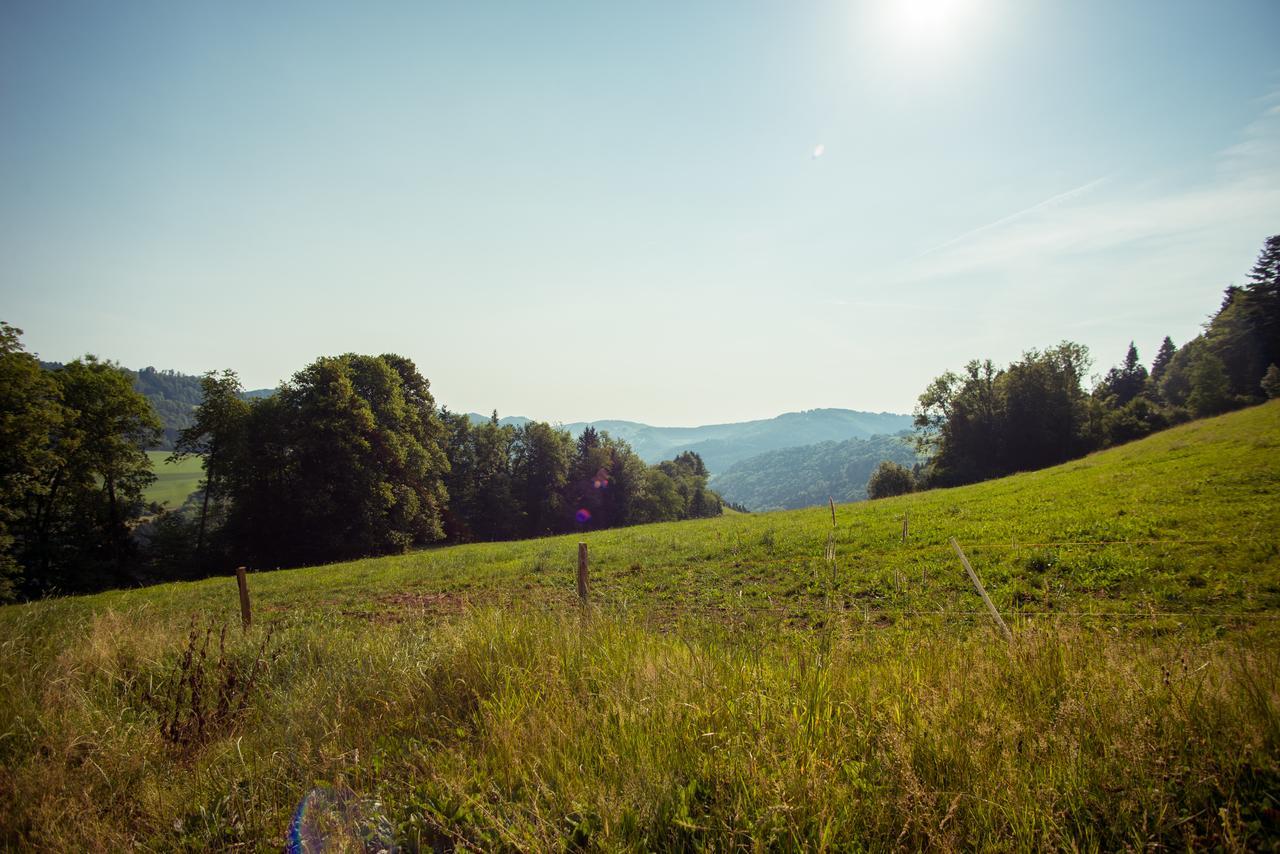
left=866, top=460, right=915, bottom=499
left=1150, top=336, right=1177, bottom=384
left=1096, top=342, right=1148, bottom=406
left=633, top=467, right=682, bottom=523
left=1204, top=286, right=1266, bottom=399
left=439, top=410, right=480, bottom=541
left=603, top=438, right=650, bottom=526
left=567, top=425, right=612, bottom=529
left=1001, top=342, right=1092, bottom=471
left=1158, top=336, right=1205, bottom=410
left=1186, top=351, right=1231, bottom=418
left=1262, top=364, right=1280, bottom=399
left=223, top=354, right=449, bottom=568
left=511, top=421, right=573, bottom=537
left=915, top=344, right=1091, bottom=486
left=170, top=371, right=249, bottom=557
left=26, top=357, right=161, bottom=592
left=0, top=323, right=64, bottom=599
left=1244, top=234, right=1280, bottom=375
left=470, top=413, right=519, bottom=540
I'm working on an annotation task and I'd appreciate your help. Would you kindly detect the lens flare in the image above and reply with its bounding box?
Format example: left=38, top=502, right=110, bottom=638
left=287, top=785, right=394, bottom=854
left=812, top=143, right=825, bottom=159
left=575, top=508, right=592, bottom=524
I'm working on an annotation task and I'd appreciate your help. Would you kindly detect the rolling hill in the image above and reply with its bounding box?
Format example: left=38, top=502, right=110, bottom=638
left=2, top=402, right=1277, bottom=849
left=468, top=407, right=913, bottom=471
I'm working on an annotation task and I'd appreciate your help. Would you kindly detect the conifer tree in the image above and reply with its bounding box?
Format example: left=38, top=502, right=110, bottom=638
left=1150, top=336, right=1177, bottom=383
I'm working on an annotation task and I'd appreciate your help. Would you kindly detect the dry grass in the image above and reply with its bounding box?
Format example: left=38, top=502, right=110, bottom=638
left=1, top=606, right=1277, bottom=850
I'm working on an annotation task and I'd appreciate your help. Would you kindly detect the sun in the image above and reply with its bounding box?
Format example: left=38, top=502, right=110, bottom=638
left=880, top=0, right=979, bottom=53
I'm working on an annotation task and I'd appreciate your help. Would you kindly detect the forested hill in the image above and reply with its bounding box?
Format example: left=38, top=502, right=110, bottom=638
left=39, top=362, right=273, bottom=449
left=467, top=408, right=912, bottom=472
left=709, top=433, right=919, bottom=511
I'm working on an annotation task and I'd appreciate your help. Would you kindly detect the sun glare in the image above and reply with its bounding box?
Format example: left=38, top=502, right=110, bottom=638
left=880, top=0, right=979, bottom=53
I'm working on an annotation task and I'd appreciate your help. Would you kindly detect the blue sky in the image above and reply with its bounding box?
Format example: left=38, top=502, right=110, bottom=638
left=2, top=1, right=1278, bottom=424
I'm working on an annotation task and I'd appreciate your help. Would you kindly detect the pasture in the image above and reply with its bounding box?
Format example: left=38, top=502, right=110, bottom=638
left=1, top=403, right=1277, bottom=849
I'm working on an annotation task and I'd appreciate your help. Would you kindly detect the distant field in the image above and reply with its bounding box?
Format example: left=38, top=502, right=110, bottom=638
left=2, top=403, right=1278, bottom=849
left=143, top=450, right=203, bottom=508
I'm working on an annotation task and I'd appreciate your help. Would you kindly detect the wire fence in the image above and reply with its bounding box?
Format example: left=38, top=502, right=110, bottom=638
left=567, top=531, right=1279, bottom=630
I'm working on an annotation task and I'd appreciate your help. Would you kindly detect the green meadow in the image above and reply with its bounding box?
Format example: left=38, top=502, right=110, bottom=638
left=143, top=450, right=204, bottom=509
left=2, top=403, right=1278, bottom=850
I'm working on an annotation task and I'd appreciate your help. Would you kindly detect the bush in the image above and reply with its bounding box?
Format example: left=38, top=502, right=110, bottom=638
left=866, top=461, right=915, bottom=499
left=1263, top=364, right=1280, bottom=399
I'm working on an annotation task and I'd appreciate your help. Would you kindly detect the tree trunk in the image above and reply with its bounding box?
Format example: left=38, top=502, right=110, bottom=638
left=196, top=450, right=213, bottom=556
left=105, top=472, right=120, bottom=568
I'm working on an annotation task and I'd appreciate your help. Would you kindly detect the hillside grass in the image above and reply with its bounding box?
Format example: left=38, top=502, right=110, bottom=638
left=2, top=403, right=1279, bottom=849
left=143, top=450, right=204, bottom=509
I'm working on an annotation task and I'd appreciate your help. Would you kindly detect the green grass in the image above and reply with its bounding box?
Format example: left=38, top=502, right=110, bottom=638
left=143, top=450, right=204, bottom=509
left=2, top=403, right=1279, bottom=849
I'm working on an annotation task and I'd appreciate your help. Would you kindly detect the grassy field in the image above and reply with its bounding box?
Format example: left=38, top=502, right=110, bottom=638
left=2, top=403, right=1278, bottom=849
left=143, top=450, right=204, bottom=509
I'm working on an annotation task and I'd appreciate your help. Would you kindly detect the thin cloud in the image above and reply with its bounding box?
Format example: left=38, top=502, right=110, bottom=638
left=920, top=177, right=1109, bottom=257
left=894, top=95, right=1280, bottom=285
left=823, top=297, right=948, bottom=313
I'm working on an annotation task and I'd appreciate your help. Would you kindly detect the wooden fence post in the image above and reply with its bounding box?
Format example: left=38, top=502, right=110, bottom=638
left=235, top=566, right=252, bottom=629
left=901, top=509, right=910, bottom=544
left=577, top=543, right=589, bottom=605
left=949, top=538, right=1012, bottom=642
left=828, top=497, right=836, bottom=528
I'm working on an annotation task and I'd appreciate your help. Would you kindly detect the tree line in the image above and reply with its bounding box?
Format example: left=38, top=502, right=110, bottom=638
left=0, top=346, right=721, bottom=600
left=909, top=234, right=1280, bottom=488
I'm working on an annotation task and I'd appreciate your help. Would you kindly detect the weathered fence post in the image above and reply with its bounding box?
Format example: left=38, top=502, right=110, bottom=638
left=901, top=509, right=910, bottom=544
left=577, top=543, right=589, bottom=605
left=949, top=538, right=1012, bottom=642
left=828, top=496, right=836, bottom=528
left=235, top=566, right=252, bottom=629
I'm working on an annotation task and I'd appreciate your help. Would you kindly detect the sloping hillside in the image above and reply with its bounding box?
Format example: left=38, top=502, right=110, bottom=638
left=711, top=433, right=919, bottom=510
left=1, top=403, right=1277, bottom=849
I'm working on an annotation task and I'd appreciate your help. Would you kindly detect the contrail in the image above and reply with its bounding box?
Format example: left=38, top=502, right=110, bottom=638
left=920, top=176, right=1108, bottom=256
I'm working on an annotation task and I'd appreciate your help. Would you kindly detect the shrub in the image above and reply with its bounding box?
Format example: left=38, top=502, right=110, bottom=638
left=1262, top=364, right=1280, bottom=399
left=866, top=461, right=915, bottom=499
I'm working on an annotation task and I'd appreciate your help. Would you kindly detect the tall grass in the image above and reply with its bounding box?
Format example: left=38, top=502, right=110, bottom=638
left=1, top=605, right=1276, bottom=849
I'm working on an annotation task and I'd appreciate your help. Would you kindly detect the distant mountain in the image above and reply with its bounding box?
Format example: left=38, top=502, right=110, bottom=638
left=709, top=433, right=920, bottom=512
left=464, top=413, right=532, bottom=429
left=40, top=361, right=274, bottom=449
left=465, top=408, right=913, bottom=473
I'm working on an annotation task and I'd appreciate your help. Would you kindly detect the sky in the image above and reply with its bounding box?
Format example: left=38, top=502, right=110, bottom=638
left=2, top=0, right=1278, bottom=426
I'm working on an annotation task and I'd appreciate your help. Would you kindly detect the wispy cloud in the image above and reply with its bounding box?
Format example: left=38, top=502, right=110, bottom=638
left=894, top=92, right=1280, bottom=286
left=919, top=177, right=1109, bottom=257
left=823, top=297, right=949, bottom=312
